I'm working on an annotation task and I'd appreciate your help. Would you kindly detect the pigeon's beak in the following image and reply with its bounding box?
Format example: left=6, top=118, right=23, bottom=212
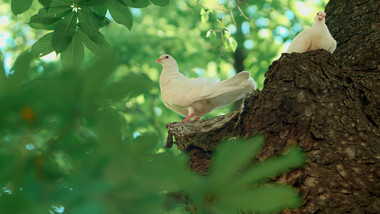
left=155, top=58, right=162, bottom=63
left=318, top=14, right=324, bottom=21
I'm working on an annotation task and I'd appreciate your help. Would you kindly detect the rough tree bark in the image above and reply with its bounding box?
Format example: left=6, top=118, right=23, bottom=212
left=166, top=0, right=380, bottom=213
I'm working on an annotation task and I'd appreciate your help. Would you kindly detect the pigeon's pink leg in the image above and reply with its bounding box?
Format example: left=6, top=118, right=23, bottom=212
left=183, top=113, right=194, bottom=122
left=184, top=107, right=195, bottom=122
left=193, top=116, right=200, bottom=121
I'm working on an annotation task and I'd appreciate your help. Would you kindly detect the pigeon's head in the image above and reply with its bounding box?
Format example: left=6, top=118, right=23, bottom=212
left=315, top=11, right=326, bottom=22
left=155, top=54, right=175, bottom=65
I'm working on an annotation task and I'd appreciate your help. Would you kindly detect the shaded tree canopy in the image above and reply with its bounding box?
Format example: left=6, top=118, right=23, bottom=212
left=167, top=0, right=380, bottom=213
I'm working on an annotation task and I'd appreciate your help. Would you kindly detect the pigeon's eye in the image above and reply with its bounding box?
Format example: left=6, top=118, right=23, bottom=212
left=165, top=56, right=169, bottom=59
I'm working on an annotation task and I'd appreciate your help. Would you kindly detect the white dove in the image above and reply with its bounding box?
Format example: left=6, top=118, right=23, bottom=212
left=156, top=54, right=256, bottom=122
left=286, top=11, right=337, bottom=53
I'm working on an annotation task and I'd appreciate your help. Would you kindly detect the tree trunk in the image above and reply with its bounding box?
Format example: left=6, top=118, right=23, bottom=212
left=166, top=0, right=380, bottom=213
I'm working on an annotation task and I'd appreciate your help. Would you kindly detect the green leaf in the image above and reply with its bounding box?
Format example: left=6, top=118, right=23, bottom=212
left=60, top=34, right=84, bottom=70
left=11, top=0, right=33, bottom=15
left=71, top=202, right=105, bottom=214
left=29, top=7, right=69, bottom=30
left=130, top=132, right=158, bottom=156
left=116, top=0, right=127, bottom=6
left=226, top=184, right=302, bottom=212
left=78, top=29, right=111, bottom=56
left=93, top=14, right=110, bottom=28
left=124, top=0, right=150, bottom=8
left=150, top=0, right=169, bottom=7
left=38, top=0, right=51, bottom=7
left=0, top=152, right=17, bottom=186
left=235, top=146, right=306, bottom=186
left=30, top=14, right=61, bottom=25
left=78, top=8, right=99, bottom=34
left=93, top=5, right=107, bottom=16
left=78, top=7, right=110, bottom=32
left=142, top=152, right=197, bottom=192
left=80, top=5, right=110, bottom=29
left=46, top=6, right=72, bottom=18
left=30, top=10, right=61, bottom=25
left=9, top=51, right=32, bottom=83
left=96, top=109, right=123, bottom=150
left=201, top=13, right=209, bottom=23
left=31, top=32, right=55, bottom=58
left=77, top=7, right=109, bottom=37
left=208, top=135, right=264, bottom=187
left=97, top=73, right=153, bottom=101
left=0, top=193, right=33, bottom=213
left=229, top=37, right=238, bottom=52
left=209, top=30, right=216, bottom=39
left=200, top=8, right=209, bottom=23
left=29, top=9, right=61, bottom=29
left=224, top=29, right=231, bottom=38
left=78, top=0, right=107, bottom=6
left=52, top=11, right=77, bottom=53
left=50, top=0, right=72, bottom=7
left=29, top=20, right=59, bottom=30
left=108, top=0, right=133, bottom=29
left=0, top=51, right=6, bottom=88
left=81, top=52, right=117, bottom=100
left=223, top=38, right=230, bottom=50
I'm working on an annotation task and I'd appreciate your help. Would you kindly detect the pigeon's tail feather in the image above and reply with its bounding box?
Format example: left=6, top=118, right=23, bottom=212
left=208, top=71, right=256, bottom=109
left=209, top=88, right=251, bottom=109
left=219, top=71, right=253, bottom=88
left=216, top=71, right=256, bottom=94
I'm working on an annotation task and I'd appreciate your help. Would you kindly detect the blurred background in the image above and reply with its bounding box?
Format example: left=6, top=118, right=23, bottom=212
left=0, top=0, right=326, bottom=213
left=0, top=0, right=327, bottom=145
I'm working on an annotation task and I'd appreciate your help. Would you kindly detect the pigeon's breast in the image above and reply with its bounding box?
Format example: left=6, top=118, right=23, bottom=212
left=310, top=27, right=336, bottom=52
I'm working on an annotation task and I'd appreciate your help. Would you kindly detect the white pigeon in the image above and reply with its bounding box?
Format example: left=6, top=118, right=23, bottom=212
left=156, top=54, right=256, bottom=122
left=286, top=11, right=337, bottom=53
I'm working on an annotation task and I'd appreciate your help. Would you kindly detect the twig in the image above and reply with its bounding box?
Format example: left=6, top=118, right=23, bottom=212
left=237, top=5, right=249, bottom=20
left=230, top=10, right=237, bottom=25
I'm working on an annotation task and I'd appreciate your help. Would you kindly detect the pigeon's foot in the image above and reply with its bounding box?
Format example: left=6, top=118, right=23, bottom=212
left=193, top=116, right=200, bottom=121
left=183, top=113, right=194, bottom=122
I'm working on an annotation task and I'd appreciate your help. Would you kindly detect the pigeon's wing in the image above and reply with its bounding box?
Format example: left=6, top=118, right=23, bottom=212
left=162, top=72, right=254, bottom=110
left=161, top=98, right=188, bottom=116
left=286, top=28, right=313, bottom=53
left=207, top=87, right=250, bottom=109
left=161, top=77, right=220, bottom=107
left=328, top=39, right=337, bottom=53
left=201, top=71, right=255, bottom=108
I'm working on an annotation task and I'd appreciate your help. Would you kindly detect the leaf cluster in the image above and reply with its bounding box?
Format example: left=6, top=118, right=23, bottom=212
left=11, top=0, right=169, bottom=70
left=185, top=136, right=306, bottom=213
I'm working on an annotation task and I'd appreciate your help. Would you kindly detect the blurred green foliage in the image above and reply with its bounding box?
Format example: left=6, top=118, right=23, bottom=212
left=0, top=0, right=328, bottom=213
left=0, top=56, right=306, bottom=212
